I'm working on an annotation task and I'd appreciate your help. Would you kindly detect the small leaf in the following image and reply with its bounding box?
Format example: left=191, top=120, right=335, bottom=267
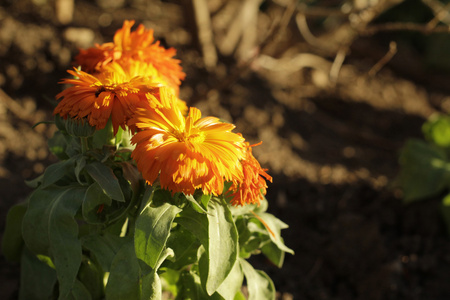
left=85, top=161, right=125, bottom=202
left=398, top=139, right=450, bottom=202
left=40, top=157, right=76, bottom=189
left=240, top=259, right=275, bottom=300
left=261, top=241, right=285, bottom=268
left=252, top=212, right=294, bottom=255
left=185, top=194, right=209, bottom=214
left=2, top=203, right=27, bottom=262
left=78, top=258, right=103, bottom=299
left=105, top=239, right=140, bottom=300
left=48, top=130, right=69, bottom=160
left=69, top=280, right=93, bottom=300
left=74, top=155, right=87, bottom=185
left=135, top=202, right=181, bottom=269
left=423, top=115, right=450, bottom=149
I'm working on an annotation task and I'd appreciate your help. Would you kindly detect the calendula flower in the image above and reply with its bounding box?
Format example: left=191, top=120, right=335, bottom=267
left=74, top=20, right=185, bottom=92
left=130, top=88, right=245, bottom=196
left=229, top=142, right=272, bottom=206
left=54, top=61, right=166, bottom=134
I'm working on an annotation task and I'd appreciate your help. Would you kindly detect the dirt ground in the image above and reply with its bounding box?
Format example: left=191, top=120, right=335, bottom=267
left=2, top=0, right=450, bottom=299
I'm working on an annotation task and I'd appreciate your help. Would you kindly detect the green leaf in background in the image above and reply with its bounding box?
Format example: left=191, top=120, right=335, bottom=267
left=422, top=114, right=450, bottom=149
left=19, top=248, right=57, bottom=300
left=240, top=259, right=275, bottom=300
left=175, top=271, right=219, bottom=300
left=441, top=193, right=450, bottom=235
left=2, top=203, right=27, bottom=262
left=105, top=239, right=140, bottom=300
left=48, top=130, right=69, bottom=160
left=399, top=139, right=450, bottom=202
left=203, top=197, right=239, bottom=295
left=22, top=186, right=86, bottom=299
left=135, top=202, right=181, bottom=269
left=81, top=233, right=125, bottom=272
left=85, top=161, right=125, bottom=202
left=82, top=182, right=113, bottom=224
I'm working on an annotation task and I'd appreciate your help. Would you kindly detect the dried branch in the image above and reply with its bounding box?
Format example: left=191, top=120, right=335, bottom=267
left=362, top=22, right=450, bottom=35
left=192, top=0, right=218, bottom=69
left=368, top=41, right=397, bottom=77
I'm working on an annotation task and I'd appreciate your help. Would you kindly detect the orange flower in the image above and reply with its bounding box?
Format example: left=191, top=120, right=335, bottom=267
left=229, top=142, right=272, bottom=206
left=54, top=61, right=165, bottom=134
left=74, top=20, right=185, bottom=91
left=130, top=88, right=245, bottom=196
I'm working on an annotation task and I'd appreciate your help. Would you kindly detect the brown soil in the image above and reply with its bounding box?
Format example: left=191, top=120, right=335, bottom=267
left=2, top=1, right=450, bottom=299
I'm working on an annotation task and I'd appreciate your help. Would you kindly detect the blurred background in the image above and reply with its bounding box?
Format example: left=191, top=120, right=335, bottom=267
left=2, top=0, right=450, bottom=299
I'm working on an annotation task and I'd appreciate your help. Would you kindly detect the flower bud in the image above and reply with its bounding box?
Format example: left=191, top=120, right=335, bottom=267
left=64, top=117, right=96, bottom=137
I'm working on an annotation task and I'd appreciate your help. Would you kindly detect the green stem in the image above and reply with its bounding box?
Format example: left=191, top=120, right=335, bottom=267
left=81, top=137, right=89, bottom=153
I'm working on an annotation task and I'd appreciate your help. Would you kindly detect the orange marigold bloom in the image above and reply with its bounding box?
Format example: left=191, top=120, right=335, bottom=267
left=74, top=20, right=185, bottom=91
left=54, top=61, right=166, bottom=134
left=229, top=142, right=272, bottom=206
left=130, top=88, right=245, bottom=196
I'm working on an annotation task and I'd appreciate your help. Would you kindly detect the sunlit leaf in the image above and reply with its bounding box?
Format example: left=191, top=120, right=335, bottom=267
left=135, top=202, right=181, bottom=269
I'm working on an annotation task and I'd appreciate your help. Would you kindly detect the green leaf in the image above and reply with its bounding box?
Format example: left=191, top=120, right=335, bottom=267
left=423, top=114, right=450, bottom=149
left=164, top=226, right=201, bottom=270
left=261, top=241, right=285, bottom=268
left=75, top=155, right=87, bottom=185
left=105, top=239, right=140, bottom=300
left=78, top=258, right=103, bottom=299
left=185, top=194, right=209, bottom=214
left=240, top=259, right=275, bottom=300
left=22, top=186, right=86, bottom=299
left=175, top=271, right=210, bottom=300
left=135, top=202, right=181, bottom=269
left=2, top=203, right=27, bottom=262
left=48, top=130, right=69, bottom=160
left=229, top=196, right=268, bottom=217
left=68, top=280, right=93, bottom=300
left=177, top=205, right=209, bottom=247
left=85, top=161, right=125, bottom=202
left=399, top=139, right=450, bottom=202
left=216, top=260, right=244, bottom=300
left=141, top=248, right=174, bottom=300
left=82, top=182, right=113, bottom=224
left=203, top=197, right=239, bottom=295
left=19, top=248, right=57, bottom=300
left=178, top=199, right=239, bottom=295
left=252, top=212, right=294, bottom=255
left=40, top=157, right=77, bottom=189
left=81, top=233, right=125, bottom=272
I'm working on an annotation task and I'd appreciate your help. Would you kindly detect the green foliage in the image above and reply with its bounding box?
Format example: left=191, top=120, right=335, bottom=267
left=399, top=114, right=450, bottom=234
left=3, top=123, right=292, bottom=300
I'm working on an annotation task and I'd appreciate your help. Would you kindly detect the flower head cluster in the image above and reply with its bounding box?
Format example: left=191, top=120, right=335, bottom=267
left=74, top=20, right=185, bottom=91
left=54, top=20, right=271, bottom=206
